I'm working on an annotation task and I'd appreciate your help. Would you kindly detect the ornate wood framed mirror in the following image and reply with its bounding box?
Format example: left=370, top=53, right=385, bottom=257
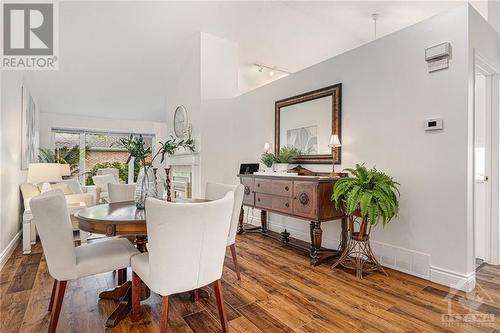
left=275, top=84, right=342, bottom=164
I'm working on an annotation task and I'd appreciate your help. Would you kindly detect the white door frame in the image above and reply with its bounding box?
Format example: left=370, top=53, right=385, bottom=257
left=475, top=54, right=500, bottom=266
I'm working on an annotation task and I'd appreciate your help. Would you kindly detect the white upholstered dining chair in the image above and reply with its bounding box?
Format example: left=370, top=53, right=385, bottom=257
left=29, top=190, right=140, bottom=333
left=205, top=182, right=245, bottom=280
left=131, top=193, right=234, bottom=333
left=92, top=173, right=118, bottom=203
left=108, top=183, right=136, bottom=203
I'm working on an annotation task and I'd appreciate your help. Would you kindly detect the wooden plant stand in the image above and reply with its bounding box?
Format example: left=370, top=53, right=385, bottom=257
left=332, top=215, right=387, bottom=278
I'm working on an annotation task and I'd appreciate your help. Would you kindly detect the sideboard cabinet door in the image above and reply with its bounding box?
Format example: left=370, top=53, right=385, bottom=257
left=293, top=181, right=317, bottom=219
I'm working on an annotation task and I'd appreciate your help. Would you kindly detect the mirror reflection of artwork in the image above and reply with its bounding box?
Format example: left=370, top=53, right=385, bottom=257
left=286, top=125, right=318, bottom=154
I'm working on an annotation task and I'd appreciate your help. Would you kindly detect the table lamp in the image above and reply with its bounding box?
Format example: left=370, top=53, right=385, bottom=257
left=328, top=134, right=341, bottom=176
left=27, top=163, right=63, bottom=191
left=60, top=164, right=71, bottom=179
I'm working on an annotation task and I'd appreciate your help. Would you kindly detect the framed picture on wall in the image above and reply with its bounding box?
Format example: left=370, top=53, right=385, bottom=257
left=21, top=86, right=39, bottom=170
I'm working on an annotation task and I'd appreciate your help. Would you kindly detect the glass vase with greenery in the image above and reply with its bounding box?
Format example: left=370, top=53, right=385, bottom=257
left=116, top=134, right=195, bottom=208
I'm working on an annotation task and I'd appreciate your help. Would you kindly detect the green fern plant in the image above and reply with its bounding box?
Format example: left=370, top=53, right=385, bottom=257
left=261, top=152, right=276, bottom=167
left=332, top=164, right=400, bottom=227
left=275, top=146, right=301, bottom=163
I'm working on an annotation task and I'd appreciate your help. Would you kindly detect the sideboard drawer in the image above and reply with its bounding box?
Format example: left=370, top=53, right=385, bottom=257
left=293, top=181, right=317, bottom=219
left=241, top=177, right=255, bottom=206
left=272, top=196, right=293, bottom=214
left=255, top=193, right=273, bottom=210
left=271, top=180, right=293, bottom=197
left=255, top=179, right=272, bottom=193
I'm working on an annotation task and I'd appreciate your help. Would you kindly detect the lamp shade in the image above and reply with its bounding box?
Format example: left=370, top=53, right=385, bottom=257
left=27, top=163, right=63, bottom=183
left=328, top=134, right=341, bottom=148
left=60, top=164, right=71, bottom=177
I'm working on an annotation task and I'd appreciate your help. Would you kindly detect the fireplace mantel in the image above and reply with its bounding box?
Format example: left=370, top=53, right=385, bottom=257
left=166, top=152, right=200, bottom=166
left=165, top=152, right=201, bottom=198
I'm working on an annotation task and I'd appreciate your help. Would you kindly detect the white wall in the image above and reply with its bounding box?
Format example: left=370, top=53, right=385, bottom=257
left=0, top=71, right=26, bottom=259
left=231, top=5, right=471, bottom=283
left=201, top=32, right=239, bottom=100
left=165, top=32, right=239, bottom=196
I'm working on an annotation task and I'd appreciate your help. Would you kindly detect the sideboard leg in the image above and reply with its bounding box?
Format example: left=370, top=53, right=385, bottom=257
left=261, top=210, right=268, bottom=233
left=309, top=222, right=315, bottom=253
left=310, top=222, right=322, bottom=266
left=237, top=206, right=244, bottom=234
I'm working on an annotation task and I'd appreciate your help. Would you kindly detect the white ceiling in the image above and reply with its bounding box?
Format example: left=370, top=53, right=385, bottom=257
left=26, top=1, right=461, bottom=122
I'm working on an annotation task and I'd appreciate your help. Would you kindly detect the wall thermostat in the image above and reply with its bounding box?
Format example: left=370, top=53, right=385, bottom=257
left=425, top=118, right=443, bottom=131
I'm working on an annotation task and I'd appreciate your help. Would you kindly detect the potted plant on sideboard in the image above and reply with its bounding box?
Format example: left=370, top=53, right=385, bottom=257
left=331, top=164, right=400, bottom=278
left=116, top=135, right=195, bottom=208
left=274, top=146, right=301, bottom=173
left=260, top=152, right=275, bottom=173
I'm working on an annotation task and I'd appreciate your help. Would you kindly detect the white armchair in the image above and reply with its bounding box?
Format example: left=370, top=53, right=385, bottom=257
left=130, top=193, right=234, bottom=333
left=205, top=182, right=245, bottom=280
left=20, top=179, right=95, bottom=254
left=29, top=190, right=139, bottom=333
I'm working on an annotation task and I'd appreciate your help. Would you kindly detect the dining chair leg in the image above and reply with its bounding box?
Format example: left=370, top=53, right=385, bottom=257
left=213, top=279, right=229, bottom=333
left=229, top=244, right=241, bottom=280
left=131, top=272, right=142, bottom=322
left=192, top=289, right=199, bottom=302
left=48, top=280, right=67, bottom=333
left=161, top=295, right=169, bottom=333
left=48, top=279, right=57, bottom=311
left=117, top=268, right=127, bottom=285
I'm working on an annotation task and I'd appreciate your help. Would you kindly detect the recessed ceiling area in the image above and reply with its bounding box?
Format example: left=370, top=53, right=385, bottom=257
left=25, top=1, right=461, bottom=122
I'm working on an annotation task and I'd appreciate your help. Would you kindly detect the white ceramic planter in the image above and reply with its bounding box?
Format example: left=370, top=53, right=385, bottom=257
left=273, top=163, right=289, bottom=173
left=263, top=166, right=274, bottom=173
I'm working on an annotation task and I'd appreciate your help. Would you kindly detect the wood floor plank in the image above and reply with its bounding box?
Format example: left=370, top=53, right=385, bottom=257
left=184, top=310, right=224, bottom=333
left=7, top=253, right=42, bottom=294
left=228, top=315, right=264, bottom=333
left=238, top=302, right=291, bottom=332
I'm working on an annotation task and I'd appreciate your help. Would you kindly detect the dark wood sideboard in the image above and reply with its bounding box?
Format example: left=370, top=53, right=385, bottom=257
left=237, top=173, right=347, bottom=265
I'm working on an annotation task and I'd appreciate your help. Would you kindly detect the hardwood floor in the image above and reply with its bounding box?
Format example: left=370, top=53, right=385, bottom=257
left=2, top=233, right=500, bottom=333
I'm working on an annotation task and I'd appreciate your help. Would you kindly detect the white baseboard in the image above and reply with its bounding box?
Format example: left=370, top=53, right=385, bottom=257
left=244, top=214, right=431, bottom=279
left=430, top=266, right=476, bottom=292
left=0, top=231, right=21, bottom=271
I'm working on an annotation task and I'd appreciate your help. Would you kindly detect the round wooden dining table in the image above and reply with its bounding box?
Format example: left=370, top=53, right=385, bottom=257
left=74, top=198, right=209, bottom=328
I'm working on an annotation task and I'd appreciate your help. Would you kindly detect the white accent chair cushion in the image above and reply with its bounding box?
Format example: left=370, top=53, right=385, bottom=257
left=131, top=193, right=234, bottom=296
left=75, top=238, right=139, bottom=277
left=205, top=182, right=245, bottom=246
left=30, top=190, right=139, bottom=281
left=108, top=183, right=136, bottom=203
